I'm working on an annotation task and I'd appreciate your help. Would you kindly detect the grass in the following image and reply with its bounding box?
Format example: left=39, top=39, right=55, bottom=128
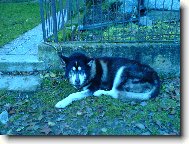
left=0, top=71, right=180, bottom=135
left=0, top=1, right=40, bottom=47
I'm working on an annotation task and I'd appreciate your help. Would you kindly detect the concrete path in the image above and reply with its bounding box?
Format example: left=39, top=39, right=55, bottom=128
left=0, top=23, right=43, bottom=55
left=0, top=9, right=67, bottom=55
left=0, top=23, right=45, bottom=91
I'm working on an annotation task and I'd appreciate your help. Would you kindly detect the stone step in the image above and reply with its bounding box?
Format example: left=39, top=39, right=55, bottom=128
left=0, top=75, right=41, bottom=91
left=0, top=54, right=45, bottom=91
left=0, top=55, right=45, bottom=72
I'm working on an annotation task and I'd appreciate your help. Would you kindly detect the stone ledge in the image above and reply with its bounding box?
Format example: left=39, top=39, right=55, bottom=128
left=0, top=75, right=41, bottom=91
left=38, top=42, right=180, bottom=78
left=0, top=55, right=45, bottom=72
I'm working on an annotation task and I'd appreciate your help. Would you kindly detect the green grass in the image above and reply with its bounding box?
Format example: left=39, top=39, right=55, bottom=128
left=0, top=71, right=180, bottom=135
left=0, top=2, right=40, bottom=46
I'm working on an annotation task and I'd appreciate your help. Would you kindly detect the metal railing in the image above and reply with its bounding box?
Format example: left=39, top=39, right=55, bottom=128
left=39, top=0, right=180, bottom=43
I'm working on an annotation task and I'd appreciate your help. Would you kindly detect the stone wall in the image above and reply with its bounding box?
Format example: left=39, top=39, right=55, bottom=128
left=38, top=42, right=180, bottom=78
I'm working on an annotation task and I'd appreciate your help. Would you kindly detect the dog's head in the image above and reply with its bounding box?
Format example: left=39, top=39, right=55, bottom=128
left=59, top=52, right=95, bottom=89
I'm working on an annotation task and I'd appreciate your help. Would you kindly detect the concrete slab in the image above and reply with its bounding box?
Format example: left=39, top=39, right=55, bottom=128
left=0, top=75, right=41, bottom=91
left=0, top=55, right=45, bottom=72
left=0, top=55, right=39, bottom=62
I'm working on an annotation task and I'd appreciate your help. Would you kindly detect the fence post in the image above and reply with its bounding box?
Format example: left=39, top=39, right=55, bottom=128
left=51, top=0, right=58, bottom=42
left=39, top=0, right=47, bottom=42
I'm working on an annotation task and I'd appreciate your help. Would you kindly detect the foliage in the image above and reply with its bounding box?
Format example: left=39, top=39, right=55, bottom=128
left=102, top=21, right=180, bottom=42
left=55, top=20, right=180, bottom=43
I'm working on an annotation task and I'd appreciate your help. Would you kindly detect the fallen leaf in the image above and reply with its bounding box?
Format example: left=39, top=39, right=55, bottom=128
left=135, top=123, right=145, bottom=129
left=38, top=115, right=44, bottom=121
left=48, top=121, right=55, bottom=127
left=0, top=110, right=9, bottom=124
left=16, top=127, right=25, bottom=132
left=7, top=129, right=13, bottom=135
left=159, top=130, right=169, bottom=135
left=142, top=131, right=151, bottom=135
left=8, top=108, right=16, bottom=115
left=26, top=124, right=40, bottom=131
left=49, top=72, right=56, bottom=78
left=40, top=125, right=52, bottom=135
left=4, top=103, right=11, bottom=110
left=156, top=120, right=162, bottom=127
left=26, top=122, right=40, bottom=131
left=170, top=109, right=176, bottom=115
left=31, top=104, right=38, bottom=110
left=101, top=128, right=107, bottom=133
left=44, top=73, right=50, bottom=78
left=54, top=129, right=62, bottom=135
left=56, top=115, right=65, bottom=122
left=40, top=74, right=44, bottom=78
left=140, top=101, right=147, bottom=107
left=76, top=111, right=82, bottom=116
left=130, top=101, right=137, bottom=106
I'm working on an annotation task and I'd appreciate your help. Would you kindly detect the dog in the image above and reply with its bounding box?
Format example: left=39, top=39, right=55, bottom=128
left=55, top=52, right=160, bottom=108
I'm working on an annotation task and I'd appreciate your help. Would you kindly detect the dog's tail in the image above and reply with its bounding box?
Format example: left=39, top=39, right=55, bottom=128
left=124, top=71, right=160, bottom=100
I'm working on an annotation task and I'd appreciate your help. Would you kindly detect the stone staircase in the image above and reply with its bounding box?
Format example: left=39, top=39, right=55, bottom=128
left=0, top=21, right=45, bottom=91
left=0, top=54, right=45, bottom=91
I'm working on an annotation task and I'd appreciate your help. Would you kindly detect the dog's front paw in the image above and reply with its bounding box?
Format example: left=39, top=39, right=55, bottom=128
left=55, top=99, right=71, bottom=108
left=93, top=90, right=105, bottom=97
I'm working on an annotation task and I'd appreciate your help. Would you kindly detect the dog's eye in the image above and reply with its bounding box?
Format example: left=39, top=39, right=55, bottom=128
left=78, top=66, right=81, bottom=71
left=72, top=67, right=76, bottom=71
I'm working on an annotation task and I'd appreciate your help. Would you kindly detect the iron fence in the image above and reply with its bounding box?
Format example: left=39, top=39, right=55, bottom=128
left=39, top=0, right=180, bottom=43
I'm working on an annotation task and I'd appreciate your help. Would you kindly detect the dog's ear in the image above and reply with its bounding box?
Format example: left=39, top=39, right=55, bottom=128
left=87, top=59, right=94, bottom=67
left=58, top=52, right=69, bottom=64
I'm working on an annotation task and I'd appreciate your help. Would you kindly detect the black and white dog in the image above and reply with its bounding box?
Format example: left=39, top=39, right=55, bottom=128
left=55, top=52, right=160, bottom=108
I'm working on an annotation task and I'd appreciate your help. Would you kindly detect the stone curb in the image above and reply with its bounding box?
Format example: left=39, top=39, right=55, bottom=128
left=0, top=75, right=41, bottom=91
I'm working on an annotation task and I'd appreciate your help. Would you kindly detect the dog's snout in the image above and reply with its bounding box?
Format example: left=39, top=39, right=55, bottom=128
left=75, top=79, right=80, bottom=85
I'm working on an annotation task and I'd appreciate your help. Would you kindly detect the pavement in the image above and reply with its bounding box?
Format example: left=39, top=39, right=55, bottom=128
left=0, top=23, right=45, bottom=91
left=0, top=23, right=43, bottom=55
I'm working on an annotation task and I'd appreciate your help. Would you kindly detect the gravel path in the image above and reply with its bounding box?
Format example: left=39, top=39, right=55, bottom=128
left=0, top=23, right=43, bottom=55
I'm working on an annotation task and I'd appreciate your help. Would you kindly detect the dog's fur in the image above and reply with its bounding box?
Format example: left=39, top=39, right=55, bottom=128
left=55, top=52, right=160, bottom=108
